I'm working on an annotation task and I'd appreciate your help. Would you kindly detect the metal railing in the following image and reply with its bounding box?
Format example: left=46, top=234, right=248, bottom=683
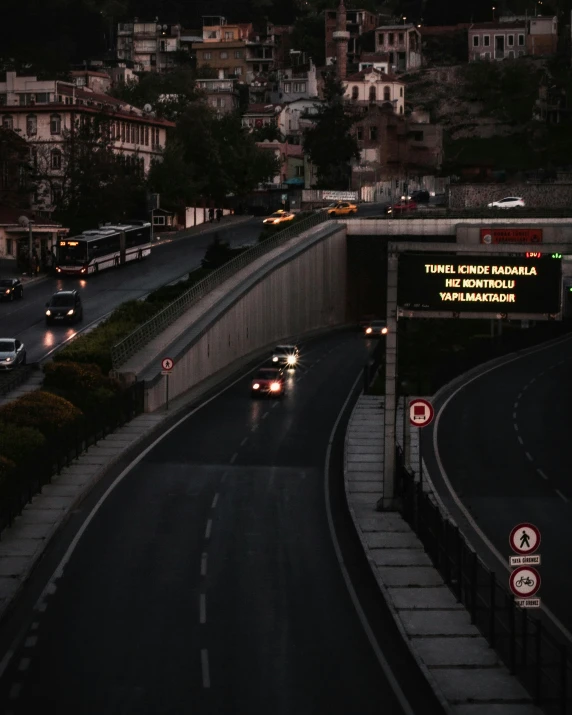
left=370, top=207, right=572, bottom=219
left=110, top=211, right=330, bottom=369
left=0, top=382, right=145, bottom=537
left=397, top=453, right=572, bottom=715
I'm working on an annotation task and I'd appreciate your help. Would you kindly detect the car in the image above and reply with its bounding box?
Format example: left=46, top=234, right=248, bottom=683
left=0, top=338, right=26, bottom=370
left=0, top=278, right=24, bottom=301
left=45, top=290, right=83, bottom=325
left=251, top=367, right=286, bottom=397
left=392, top=198, right=418, bottom=214
left=359, top=314, right=378, bottom=330
left=487, top=196, right=526, bottom=209
left=262, top=210, right=295, bottom=225
left=325, top=201, right=358, bottom=217
left=270, top=344, right=300, bottom=368
left=363, top=320, right=388, bottom=337
left=411, top=190, right=430, bottom=203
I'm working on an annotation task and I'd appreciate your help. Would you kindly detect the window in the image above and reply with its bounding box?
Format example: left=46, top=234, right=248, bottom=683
left=484, top=35, right=490, bottom=46
left=234, top=50, right=242, bottom=58
left=356, top=126, right=363, bottom=140
left=153, top=214, right=166, bottom=226
left=295, top=165, right=304, bottom=177
left=369, top=126, right=378, bottom=141
left=204, top=51, right=212, bottom=60
left=484, top=52, right=491, bottom=60
left=145, top=126, right=149, bottom=146
left=51, top=149, right=62, bottom=170
left=35, top=92, right=50, bottom=104
left=412, top=130, right=424, bottom=141
left=388, top=33, right=394, bottom=45
left=216, top=97, right=225, bottom=108
left=26, top=114, right=37, bottom=136
left=2, top=115, right=13, bottom=129
left=369, top=86, right=376, bottom=102
left=398, top=32, right=404, bottom=43
left=383, top=86, right=390, bottom=101
left=225, top=31, right=233, bottom=39
left=131, top=124, right=136, bottom=143
left=0, top=94, right=6, bottom=106
left=400, top=87, right=403, bottom=97
left=378, top=33, right=384, bottom=45
left=234, top=67, right=242, bottom=76
left=6, top=239, right=13, bottom=256
left=293, top=82, right=306, bottom=93
left=351, top=86, right=359, bottom=100
left=135, top=125, right=140, bottom=144
left=508, top=50, right=515, bottom=58
left=507, top=35, right=514, bottom=46
left=518, top=34, right=524, bottom=45
left=159, top=40, right=166, bottom=52
left=50, top=114, right=61, bottom=134
left=284, top=82, right=291, bottom=93
left=473, top=35, right=480, bottom=47
left=220, top=51, right=228, bottom=59
left=52, top=183, right=62, bottom=205
left=399, top=105, right=403, bottom=114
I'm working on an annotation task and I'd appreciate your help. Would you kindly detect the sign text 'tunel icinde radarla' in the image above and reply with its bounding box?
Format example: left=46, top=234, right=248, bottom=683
left=397, top=254, right=562, bottom=313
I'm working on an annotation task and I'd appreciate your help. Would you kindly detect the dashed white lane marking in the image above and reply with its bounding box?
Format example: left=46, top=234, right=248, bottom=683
left=556, top=489, right=569, bottom=504
left=24, top=636, right=37, bottom=648
left=514, top=401, right=519, bottom=409
left=522, top=384, right=528, bottom=391
left=525, top=452, right=533, bottom=462
left=251, top=425, right=258, bottom=432
left=30, top=622, right=39, bottom=631
left=512, top=412, right=517, bottom=419
left=204, top=519, right=212, bottom=540
left=262, top=412, right=269, bottom=419
left=36, top=602, right=47, bottom=613
left=517, top=392, right=523, bottom=399
left=45, top=582, right=57, bottom=595
left=201, top=649, right=210, bottom=688
left=17, top=658, right=30, bottom=672
left=9, top=683, right=22, bottom=700
left=272, top=400, right=279, bottom=408
left=240, top=437, right=248, bottom=447
left=517, top=436, right=523, bottom=444
left=200, top=594, right=207, bottom=624
left=537, top=468, right=548, bottom=480
left=229, top=452, right=237, bottom=464
left=211, top=493, right=219, bottom=509
left=201, top=553, right=208, bottom=577
left=529, top=377, right=536, bottom=384
left=514, top=423, right=519, bottom=432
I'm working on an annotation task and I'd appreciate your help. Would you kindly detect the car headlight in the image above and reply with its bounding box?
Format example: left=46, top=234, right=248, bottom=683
left=67, top=309, right=74, bottom=315
left=252, top=383, right=260, bottom=389
left=56, top=267, right=61, bottom=272
left=46, top=309, right=51, bottom=316
left=4, top=289, right=10, bottom=294
left=287, top=355, right=297, bottom=365
left=272, top=356, right=278, bottom=362
left=5, top=357, right=11, bottom=362
left=270, top=382, right=281, bottom=391
left=381, top=327, right=388, bottom=335
left=366, top=327, right=372, bottom=334
left=80, top=267, right=86, bottom=273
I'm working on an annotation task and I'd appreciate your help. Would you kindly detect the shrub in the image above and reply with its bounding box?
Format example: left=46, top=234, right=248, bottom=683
left=0, top=423, right=46, bottom=466
left=201, top=236, right=235, bottom=269
left=43, top=361, right=121, bottom=411
left=0, top=391, right=81, bottom=438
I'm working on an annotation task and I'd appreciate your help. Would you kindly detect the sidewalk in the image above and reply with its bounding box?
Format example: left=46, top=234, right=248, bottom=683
left=345, top=395, right=542, bottom=715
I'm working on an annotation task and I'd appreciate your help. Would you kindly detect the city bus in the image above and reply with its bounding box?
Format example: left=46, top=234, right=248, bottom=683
left=55, top=221, right=152, bottom=276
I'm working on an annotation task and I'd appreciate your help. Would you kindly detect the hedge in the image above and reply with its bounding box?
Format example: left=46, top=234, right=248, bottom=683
left=0, top=391, right=81, bottom=438
left=0, top=423, right=46, bottom=467
left=43, top=360, right=121, bottom=411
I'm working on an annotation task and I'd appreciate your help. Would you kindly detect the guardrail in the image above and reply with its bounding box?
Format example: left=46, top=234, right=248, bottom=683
left=111, top=211, right=330, bottom=369
left=0, top=364, right=39, bottom=397
left=362, top=208, right=572, bottom=219
left=397, top=452, right=572, bottom=715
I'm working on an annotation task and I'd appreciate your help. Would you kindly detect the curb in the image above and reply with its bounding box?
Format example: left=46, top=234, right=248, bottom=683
left=343, top=397, right=455, bottom=715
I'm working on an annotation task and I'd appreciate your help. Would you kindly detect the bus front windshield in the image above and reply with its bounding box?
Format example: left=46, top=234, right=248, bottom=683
left=57, top=240, right=88, bottom=266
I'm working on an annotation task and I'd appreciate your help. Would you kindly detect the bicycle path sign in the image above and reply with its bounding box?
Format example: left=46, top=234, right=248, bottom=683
left=509, top=523, right=540, bottom=555
left=509, top=566, right=541, bottom=598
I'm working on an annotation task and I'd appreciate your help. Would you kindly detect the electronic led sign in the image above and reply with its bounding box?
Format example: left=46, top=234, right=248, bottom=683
left=398, top=254, right=562, bottom=313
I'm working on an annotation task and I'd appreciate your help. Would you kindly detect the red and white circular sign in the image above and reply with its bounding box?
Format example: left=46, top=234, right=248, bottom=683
left=509, top=566, right=541, bottom=598
left=161, top=357, right=174, bottom=371
left=409, top=399, right=434, bottom=428
left=509, top=523, right=541, bottom=555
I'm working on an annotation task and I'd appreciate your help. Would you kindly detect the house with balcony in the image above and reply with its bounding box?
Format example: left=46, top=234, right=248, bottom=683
left=255, top=139, right=304, bottom=187
left=358, top=52, right=390, bottom=73
left=275, top=99, right=322, bottom=143
left=241, top=103, right=280, bottom=131
left=201, top=16, right=252, bottom=42
left=375, top=25, right=422, bottom=71
left=194, top=41, right=250, bottom=80
left=196, top=72, right=240, bottom=115
left=325, top=8, right=380, bottom=66
left=468, top=21, right=526, bottom=61
left=69, top=71, right=112, bottom=94
left=343, top=67, right=405, bottom=115
left=116, top=20, right=182, bottom=72
left=0, top=72, right=174, bottom=213
left=269, top=61, right=319, bottom=103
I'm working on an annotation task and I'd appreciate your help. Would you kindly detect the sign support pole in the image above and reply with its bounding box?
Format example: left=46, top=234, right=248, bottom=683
left=379, top=249, right=399, bottom=511
left=165, top=374, right=169, bottom=411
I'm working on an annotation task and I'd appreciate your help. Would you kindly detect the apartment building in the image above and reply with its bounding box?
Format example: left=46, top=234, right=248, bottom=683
left=325, top=7, right=380, bottom=66
left=468, top=21, right=526, bottom=60
left=375, top=25, right=422, bottom=71
left=196, top=73, right=240, bottom=115
left=116, top=20, right=182, bottom=72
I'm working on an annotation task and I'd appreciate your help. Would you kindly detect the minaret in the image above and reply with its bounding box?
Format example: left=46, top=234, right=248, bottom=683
left=333, top=0, right=349, bottom=80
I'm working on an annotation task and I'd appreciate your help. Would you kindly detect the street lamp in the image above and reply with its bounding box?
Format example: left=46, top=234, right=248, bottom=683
left=492, top=5, right=496, bottom=20
left=18, top=215, right=35, bottom=276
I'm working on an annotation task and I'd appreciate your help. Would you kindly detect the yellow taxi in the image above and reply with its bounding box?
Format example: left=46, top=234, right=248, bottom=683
left=262, top=210, right=296, bottom=225
left=326, top=201, right=358, bottom=217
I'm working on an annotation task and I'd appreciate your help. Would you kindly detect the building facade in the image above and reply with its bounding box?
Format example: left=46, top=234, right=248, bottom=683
left=375, top=25, right=422, bottom=71
left=194, top=41, right=250, bottom=80
left=255, top=139, right=304, bottom=186
left=0, top=207, right=67, bottom=270
left=468, top=21, right=526, bottom=61
left=196, top=74, right=240, bottom=114
left=116, top=21, right=182, bottom=72
left=343, top=68, right=405, bottom=115
left=325, top=6, right=380, bottom=66
left=0, top=127, right=31, bottom=209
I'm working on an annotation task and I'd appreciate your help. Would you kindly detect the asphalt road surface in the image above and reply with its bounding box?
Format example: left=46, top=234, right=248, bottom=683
left=0, top=330, right=448, bottom=715
left=0, top=219, right=262, bottom=363
left=423, top=334, right=572, bottom=637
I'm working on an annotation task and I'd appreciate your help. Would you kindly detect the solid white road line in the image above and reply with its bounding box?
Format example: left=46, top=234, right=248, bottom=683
left=556, top=489, right=569, bottom=504
left=324, top=370, right=416, bottom=715
left=240, top=437, right=248, bottom=447
left=204, top=519, right=212, bottom=540
left=201, top=649, right=210, bottom=688
left=211, top=493, right=219, bottom=509
left=201, top=553, right=208, bottom=577
left=200, top=594, right=206, bottom=624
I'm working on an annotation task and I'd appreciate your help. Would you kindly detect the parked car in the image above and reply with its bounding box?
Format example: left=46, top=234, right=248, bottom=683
left=263, top=210, right=295, bottom=225
left=411, top=190, right=430, bottom=203
left=251, top=367, right=286, bottom=398
left=487, top=197, right=526, bottom=209
left=0, top=338, right=26, bottom=369
left=363, top=320, right=389, bottom=337
left=271, top=344, right=300, bottom=368
left=45, top=290, right=83, bottom=325
left=325, top=201, right=358, bottom=217
left=0, top=278, right=24, bottom=301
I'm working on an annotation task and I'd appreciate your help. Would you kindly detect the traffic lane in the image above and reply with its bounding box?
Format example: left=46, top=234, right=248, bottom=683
left=426, top=339, right=572, bottom=633
left=0, top=333, right=405, bottom=715
left=0, top=220, right=262, bottom=361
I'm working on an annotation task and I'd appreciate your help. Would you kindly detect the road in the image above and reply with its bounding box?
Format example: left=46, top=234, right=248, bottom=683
left=0, top=330, right=445, bottom=715
left=423, top=334, right=572, bottom=636
left=0, top=219, right=262, bottom=363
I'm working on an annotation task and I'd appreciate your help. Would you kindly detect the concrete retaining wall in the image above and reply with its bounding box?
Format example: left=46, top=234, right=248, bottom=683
left=448, top=183, right=572, bottom=209
left=143, top=224, right=347, bottom=411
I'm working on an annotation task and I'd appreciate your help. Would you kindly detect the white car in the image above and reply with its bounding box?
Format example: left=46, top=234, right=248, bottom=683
left=0, top=338, right=27, bottom=370
left=487, top=197, right=526, bottom=208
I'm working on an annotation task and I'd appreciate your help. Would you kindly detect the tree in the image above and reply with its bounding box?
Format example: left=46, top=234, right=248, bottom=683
left=302, top=71, right=360, bottom=189
left=251, top=123, right=284, bottom=142
left=35, top=113, right=146, bottom=233
left=290, top=14, right=326, bottom=66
